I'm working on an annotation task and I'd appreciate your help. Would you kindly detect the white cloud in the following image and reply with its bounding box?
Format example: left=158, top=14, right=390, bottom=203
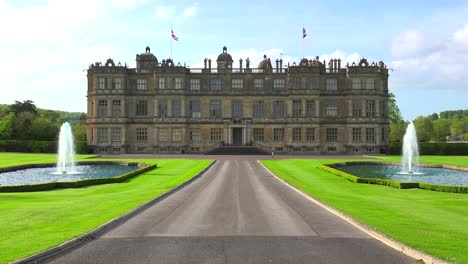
left=183, top=3, right=198, bottom=17
left=112, top=0, right=146, bottom=8
left=154, top=5, right=176, bottom=21
left=391, top=29, right=444, bottom=58
left=390, top=24, right=468, bottom=92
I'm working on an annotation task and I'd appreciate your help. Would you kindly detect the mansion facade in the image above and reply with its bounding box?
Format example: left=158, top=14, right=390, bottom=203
left=86, top=46, right=390, bottom=154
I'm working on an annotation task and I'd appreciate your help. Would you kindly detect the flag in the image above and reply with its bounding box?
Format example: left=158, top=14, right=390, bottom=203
left=302, top=27, right=307, bottom=39
left=171, top=28, right=179, bottom=41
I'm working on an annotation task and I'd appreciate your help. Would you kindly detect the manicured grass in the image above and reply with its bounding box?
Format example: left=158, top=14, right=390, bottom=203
left=0, top=153, right=96, bottom=168
left=0, top=154, right=213, bottom=264
left=261, top=156, right=468, bottom=264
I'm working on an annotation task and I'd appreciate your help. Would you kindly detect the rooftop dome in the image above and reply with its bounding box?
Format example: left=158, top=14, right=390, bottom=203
left=258, top=54, right=272, bottom=69
left=217, top=46, right=232, bottom=61
left=136, top=46, right=158, bottom=63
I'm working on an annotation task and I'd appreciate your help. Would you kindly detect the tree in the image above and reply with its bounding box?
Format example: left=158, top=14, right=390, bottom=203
left=0, top=112, right=16, bottom=139
left=72, top=124, right=87, bottom=141
left=388, top=92, right=403, bottom=124
left=13, top=111, right=35, bottom=139
left=390, top=120, right=407, bottom=142
left=432, top=119, right=451, bottom=142
left=413, top=116, right=433, bottom=142
left=450, top=117, right=468, bottom=140
left=430, top=113, right=439, bottom=120
left=9, top=100, right=37, bottom=116
left=31, top=117, right=59, bottom=140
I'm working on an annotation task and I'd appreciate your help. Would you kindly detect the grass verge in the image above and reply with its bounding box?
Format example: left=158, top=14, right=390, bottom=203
left=0, top=154, right=213, bottom=264
left=261, top=156, right=468, bottom=263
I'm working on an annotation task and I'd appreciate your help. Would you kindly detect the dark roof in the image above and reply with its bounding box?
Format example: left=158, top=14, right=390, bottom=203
left=217, top=46, right=232, bottom=61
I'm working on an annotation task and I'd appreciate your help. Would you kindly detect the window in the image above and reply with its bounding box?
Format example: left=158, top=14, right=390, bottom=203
left=136, top=128, right=148, bottom=142
left=306, top=100, right=315, bottom=117
left=366, top=100, right=375, bottom=117
left=380, top=100, right=386, bottom=118
left=97, top=128, right=108, bottom=143
left=293, top=128, right=301, bottom=142
left=273, top=100, right=285, bottom=118
left=173, top=78, right=182, bottom=89
left=273, top=79, right=285, bottom=90
left=159, top=129, right=168, bottom=142
left=232, top=79, right=243, bottom=89
left=136, top=100, right=147, bottom=117
left=366, top=79, right=374, bottom=89
left=210, top=79, right=222, bottom=90
left=306, top=128, right=315, bottom=142
left=273, top=128, right=284, bottom=141
left=232, top=100, right=243, bottom=118
left=190, top=100, right=201, bottom=118
left=326, top=101, right=337, bottom=117
left=352, top=100, right=361, bottom=117
left=159, top=100, right=168, bottom=117
left=326, top=128, right=338, bottom=142
left=253, top=128, right=264, bottom=141
left=366, top=128, right=375, bottom=143
left=352, top=78, right=361, bottom=89
left=253, top=79, right=264, bottom=90
left=111, top=100, right=121, bottom=117
left=172, top=128, right=181, bottom=142
left=210, top=128, right=222, bottom=142
left=292, top=100, right=302, bottom=118
left=172, top=100, right=181, bottom=117
left=210, top=100, right=222, bottom=118
left=137, top=79, right=147, bottom=90
left=190, top=79, right=200, bottom=90
left=159, top=78, right=166, bottom=89
left=252, top=100, right=264, bottom=118
left=380, top=80, right=385, bottom=90
left=111, top=128, right=121, bottom=143
left=98, top=100, right=107, bottom=118
left=381, top=127, right=387, bottom=142
left=326, top=79, right=338, bottom=90
left=352, top=128, right=361, bottom=143
left=291, top=78, right=300, bottom=89
left=112, top=78, right=122, bottom=89
left=190, top=129, right=201, bottom=142
left=97, top=78, right=105, bottom=89
left=307, top=78, right=316, bottom=89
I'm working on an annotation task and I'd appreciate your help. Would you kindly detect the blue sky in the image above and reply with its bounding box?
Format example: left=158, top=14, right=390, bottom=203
left=1, top=0, right=467, bottom=120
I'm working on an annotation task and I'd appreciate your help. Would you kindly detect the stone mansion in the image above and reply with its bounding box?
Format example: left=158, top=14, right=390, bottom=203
left=86, top=46, right=390, bottom=154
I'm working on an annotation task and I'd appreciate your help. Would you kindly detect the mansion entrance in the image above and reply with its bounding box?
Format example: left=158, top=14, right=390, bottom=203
left=232, top=127, right=243, bottom=145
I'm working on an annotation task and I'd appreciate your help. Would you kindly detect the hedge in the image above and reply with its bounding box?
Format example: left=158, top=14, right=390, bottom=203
left=320, top=163, right=468, bottom=194
left=0, top=140, right=88, bottom=154
left=389, top=142, right=468, bottom=155
left=0, top=162, right=156, bottom=193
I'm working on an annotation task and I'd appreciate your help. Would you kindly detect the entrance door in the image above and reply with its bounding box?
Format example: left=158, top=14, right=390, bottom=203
left=232, top=128, right=243, bottom=145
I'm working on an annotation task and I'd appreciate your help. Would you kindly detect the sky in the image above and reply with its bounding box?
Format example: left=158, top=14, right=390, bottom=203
left=1, top=0, right=467, bottom=121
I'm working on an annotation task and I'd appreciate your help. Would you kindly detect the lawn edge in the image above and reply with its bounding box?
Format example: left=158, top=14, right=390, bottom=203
left=257, top=160, right=449, bottom=264
left=12, top=159, right=217, bottom=264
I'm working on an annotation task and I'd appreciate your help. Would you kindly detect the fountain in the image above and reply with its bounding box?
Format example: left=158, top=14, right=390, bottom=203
left=56, top=122, right=77, bottom=174
left=401, top=122, right=420, bottom=174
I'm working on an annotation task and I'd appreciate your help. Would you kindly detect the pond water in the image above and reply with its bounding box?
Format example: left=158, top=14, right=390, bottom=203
left=336, top=165, right=468, bottom=187
left=0, top=165, right=138, bottom=186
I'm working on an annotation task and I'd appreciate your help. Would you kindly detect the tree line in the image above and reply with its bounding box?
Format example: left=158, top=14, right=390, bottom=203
left=389, top=94, right=468, bottom=142
left=0, top=100, right=86, bottom=141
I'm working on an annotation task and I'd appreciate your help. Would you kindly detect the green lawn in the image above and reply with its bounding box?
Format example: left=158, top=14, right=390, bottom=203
left=0, top=154, right=213, bottom=264
left=261, top=156, right=468, bottom=264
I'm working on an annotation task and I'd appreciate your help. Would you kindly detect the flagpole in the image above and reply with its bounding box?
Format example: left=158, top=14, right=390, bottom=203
left=170, top=26, right=173, bottom=60
left=302, top=26, right=304, bottom=59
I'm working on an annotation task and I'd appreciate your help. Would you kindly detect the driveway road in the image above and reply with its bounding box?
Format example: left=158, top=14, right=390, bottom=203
left=46, top=159, right=416, bottom=264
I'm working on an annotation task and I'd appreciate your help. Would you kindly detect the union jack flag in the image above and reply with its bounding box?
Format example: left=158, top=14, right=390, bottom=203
left=303, top=27, right=307, bottom=39
left=171, top=28, right=179, bottom=41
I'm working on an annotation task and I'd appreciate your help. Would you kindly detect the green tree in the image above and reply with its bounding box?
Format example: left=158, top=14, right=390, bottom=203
left=390, top=120, right=407, bottom=142
left=388, top=92, right=402, bottom=124
left=0, top=112, right=16, bottom=139
left=9, top=100, right=38, bottom=116
left=72, top=124, right=87, bottom=141
left=432, top=119, right=451, bottom=142
left=31, top=117, right=59, bottom=140
left=430, top=113, right=439, bottom=120
left=413, top=116, right=433, bottom=142
left=450, top=117, right=468, bottom=140
left=13, top=112, right=35, bottom=139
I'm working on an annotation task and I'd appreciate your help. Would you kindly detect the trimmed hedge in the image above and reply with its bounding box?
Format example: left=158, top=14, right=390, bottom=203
left=0, top=140, right=88, bottom=154
left=320, top=163, right=468, bottom=194
left=0, top=162, right=156, bottom=193
left=389, top=142, right=468, bottom=155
